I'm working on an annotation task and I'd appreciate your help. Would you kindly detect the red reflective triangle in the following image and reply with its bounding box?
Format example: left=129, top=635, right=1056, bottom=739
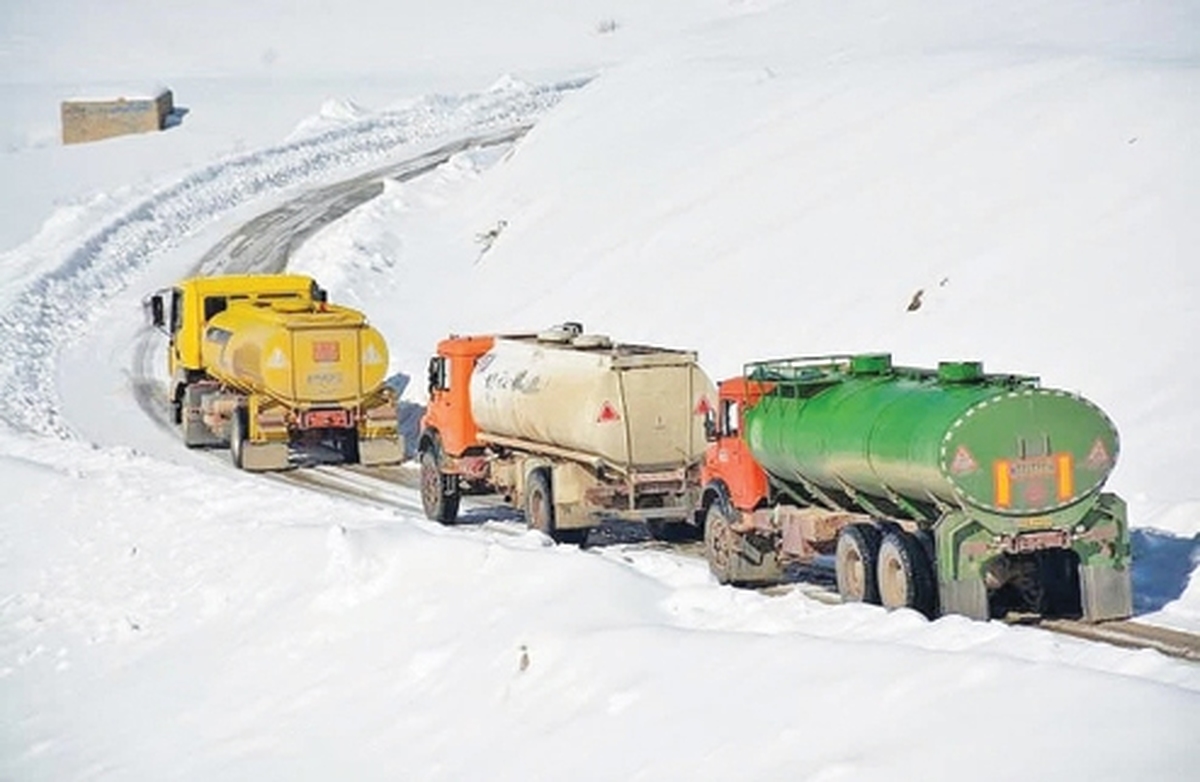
left=694, top=397, right=712, bottom=416
left=597, top=401, right=621, bottom=423
left=1086, top=438, right=1111, bottom=469
left=950, top=445, right=978, bottom=474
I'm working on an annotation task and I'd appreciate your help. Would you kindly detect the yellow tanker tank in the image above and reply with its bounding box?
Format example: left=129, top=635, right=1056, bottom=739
left=145, top=273, right=404, bottom=471
left=201, top=299, right=391, bottom=406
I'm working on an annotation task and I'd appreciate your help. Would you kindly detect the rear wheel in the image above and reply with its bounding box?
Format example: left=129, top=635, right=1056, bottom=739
left=229, top=407, right=248, bottom=470
left=835, top=523, right=882, bottom=604
left=877, top=530, right=937, bottom=618
left=524, top=469, right=586, bottom=545
left=337, top=429, right=361, bottom=464
left=420, top=449, right=460, bottom=524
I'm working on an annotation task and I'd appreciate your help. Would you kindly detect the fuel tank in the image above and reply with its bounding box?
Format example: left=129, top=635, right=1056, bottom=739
left=469, top=328, right=713, bottom=470
left=744, top=354, right=1119, bottom=516
left=200, top=299, right=390, bottom=406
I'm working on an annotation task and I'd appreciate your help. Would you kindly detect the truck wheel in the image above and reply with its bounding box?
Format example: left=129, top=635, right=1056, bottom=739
left=835, top=523, right=882, bottom=605
left=339, top=429, right=361, bottom=464
left=420, top=449, right=459, bottom=524
left=524, top=469, right=587, bottom=545
left=877, top=530, right=937, bottom=618
left=230, top=407, right=248, bottom=469
left=704, top=503, right=736, bottom=583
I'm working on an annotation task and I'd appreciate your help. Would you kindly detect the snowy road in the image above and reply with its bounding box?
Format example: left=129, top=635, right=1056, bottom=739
left=193, top=127, right=530, bottom=277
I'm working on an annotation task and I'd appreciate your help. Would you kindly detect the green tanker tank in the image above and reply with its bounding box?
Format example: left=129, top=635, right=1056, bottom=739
left=701, top=353, right=1132, bottom=622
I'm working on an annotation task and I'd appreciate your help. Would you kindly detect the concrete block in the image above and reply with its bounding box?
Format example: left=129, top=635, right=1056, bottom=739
left=61, top=89, right=174, bottom=145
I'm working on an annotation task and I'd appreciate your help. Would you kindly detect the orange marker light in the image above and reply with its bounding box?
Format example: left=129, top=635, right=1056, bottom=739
left=994, top=460, right=1012, bottom=508
left=1056, top=453, right=1074, bottom=501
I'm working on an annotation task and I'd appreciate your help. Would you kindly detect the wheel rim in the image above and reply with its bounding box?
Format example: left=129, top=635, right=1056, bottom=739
left=528, top=485, right=550, bottom=532
left=879, top=546, right=909, bottom=608
left=839, top=542, right=866, bottom=601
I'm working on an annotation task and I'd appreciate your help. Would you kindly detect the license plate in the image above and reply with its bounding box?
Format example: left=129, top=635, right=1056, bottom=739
left=303, top=409, right=351, bottom=428
left=1011, top=529, right=1069, bottom=553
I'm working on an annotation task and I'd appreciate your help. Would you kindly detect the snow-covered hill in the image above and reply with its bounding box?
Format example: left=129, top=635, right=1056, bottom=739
left=2, top=1, right=1198, bottom=778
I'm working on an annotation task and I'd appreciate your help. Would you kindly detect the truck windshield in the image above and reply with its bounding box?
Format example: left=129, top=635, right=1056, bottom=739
left=203, top=296, right=228, bottom=322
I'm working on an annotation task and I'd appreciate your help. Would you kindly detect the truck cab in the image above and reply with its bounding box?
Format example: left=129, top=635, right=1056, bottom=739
left=701, top=376, right=772, bottom=515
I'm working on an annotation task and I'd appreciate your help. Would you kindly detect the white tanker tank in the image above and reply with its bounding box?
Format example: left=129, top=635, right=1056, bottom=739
left=420, top=324, right=714, bottom=542
left=468, top=326, right=711, bottom=469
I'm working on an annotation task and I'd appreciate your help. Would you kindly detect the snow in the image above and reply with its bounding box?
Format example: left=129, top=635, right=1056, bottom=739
left=2, top=0, right=1199, bottom=778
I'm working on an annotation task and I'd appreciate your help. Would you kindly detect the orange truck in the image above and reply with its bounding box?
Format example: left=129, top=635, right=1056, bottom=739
left=418, top=323, right=714, bottom=542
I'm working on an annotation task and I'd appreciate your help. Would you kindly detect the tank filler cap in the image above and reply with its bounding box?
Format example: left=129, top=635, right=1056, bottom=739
left=537, top=322, right=585, bottom=343
left=572, top=333, right=613, bottom=349
left=850, top=353, right=892, bottom=375
left=938, top=361, right=984, bottom=383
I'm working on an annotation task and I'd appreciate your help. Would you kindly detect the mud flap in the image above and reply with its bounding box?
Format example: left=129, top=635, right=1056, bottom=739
left=728, top=537, right=783, bottom=585
left=939, top=577, right=989, bottom=620
left=358, top=436, right=404, bottom=466
left=182, top=384, right=225, bottom=447
left=239, top=442, right=290, bottom=471
left=1080, top=564, right=1132, bottom=622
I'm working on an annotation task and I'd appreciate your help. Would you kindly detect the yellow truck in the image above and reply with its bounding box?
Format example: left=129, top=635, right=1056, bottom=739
left=145, top=273, right=403, bottom=470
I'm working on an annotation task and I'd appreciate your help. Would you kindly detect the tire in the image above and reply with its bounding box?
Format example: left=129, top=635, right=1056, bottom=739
left=704, top=502, right=736, bottom=584
left=524, top=469, right=587, bottom=545
left=339, top=429, right=361, bottom=464
left=230, top=407, right=248, bottom=470
left=835, top=523, right=882, bottom=605
left=420, top=448, right=460, bottom=524
left=877, top=530, right=938, bottom=618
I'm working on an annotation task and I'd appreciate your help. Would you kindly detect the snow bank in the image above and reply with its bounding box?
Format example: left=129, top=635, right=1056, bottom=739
left=2, top=429, right=1198, bottom=780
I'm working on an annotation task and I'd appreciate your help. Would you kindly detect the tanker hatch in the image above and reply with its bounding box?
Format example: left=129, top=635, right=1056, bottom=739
left=938, top=361, right=984, bottom=383
left=850, top=353, right=892, bottom=375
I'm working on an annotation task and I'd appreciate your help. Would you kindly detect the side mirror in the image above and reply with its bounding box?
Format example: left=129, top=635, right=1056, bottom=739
left=427, top=356, right=445, bottom=395
left=704, top=412, right=718, bottom=442
left=145, top=294, right=165, bottom=330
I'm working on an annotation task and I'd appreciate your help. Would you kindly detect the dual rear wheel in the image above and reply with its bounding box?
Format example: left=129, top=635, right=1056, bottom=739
left=835, top=523, right=937, bottom=618
left=524, top=469, right=587, bottom=546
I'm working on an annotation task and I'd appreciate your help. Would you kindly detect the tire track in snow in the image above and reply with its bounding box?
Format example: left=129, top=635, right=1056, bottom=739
left=0, top=79, right=586, bottom=438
